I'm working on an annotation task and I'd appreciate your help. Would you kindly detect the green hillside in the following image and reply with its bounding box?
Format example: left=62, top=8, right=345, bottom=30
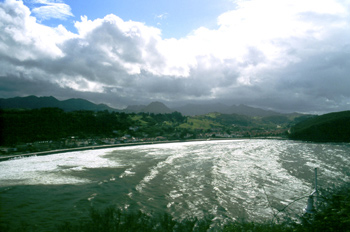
left=288, top=110, right=350, bottom=142
left=177, top=112, right=303, bottom=138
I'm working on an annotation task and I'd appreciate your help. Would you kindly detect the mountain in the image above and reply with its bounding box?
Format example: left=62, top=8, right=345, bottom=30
left=173, top=103, right=229, bottom=116
left=125, top=102, right=173, bottom=114
left=173, top=103, right=282, bottom=117
left=288, top=110, right=350, bottom=142
left=225, top=104, right=282, bottom=117
left=1, top=95, right=298, bottom=117
left=142, top=101, right=173, bottom=114
left=0, top=96, right=59, bottom=109
left=124, top=104, right=147, bottom=113
left=125, top=102, right=296, bottom=117
left=0, top=96, right=117, bottom=112
left=58, top=98, right=117, bottom=111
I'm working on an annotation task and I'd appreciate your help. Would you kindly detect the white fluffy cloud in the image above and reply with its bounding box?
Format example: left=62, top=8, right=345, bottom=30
left=31, top=0, right=73, bottom=20
left=0, top=0, right=74, bottom=60
left=1, top=0, right=350, bottom=112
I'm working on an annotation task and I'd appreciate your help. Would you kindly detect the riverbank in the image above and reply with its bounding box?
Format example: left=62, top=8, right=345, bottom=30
left=0, top=140, right=180, bottom=161
left=0, top=137, right=286, bottom=162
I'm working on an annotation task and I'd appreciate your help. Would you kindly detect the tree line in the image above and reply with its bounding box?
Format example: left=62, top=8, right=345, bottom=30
left=0, top=108, right=186, bottom=146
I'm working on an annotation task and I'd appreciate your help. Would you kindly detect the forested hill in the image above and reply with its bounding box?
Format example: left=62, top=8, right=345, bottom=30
left=288, top=110, right=350, bottom=142
left=0, top=96, right=117, bottom=112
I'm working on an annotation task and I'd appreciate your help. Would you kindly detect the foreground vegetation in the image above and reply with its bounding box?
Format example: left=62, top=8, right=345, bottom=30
left=1, top=185, right=349, bottom=232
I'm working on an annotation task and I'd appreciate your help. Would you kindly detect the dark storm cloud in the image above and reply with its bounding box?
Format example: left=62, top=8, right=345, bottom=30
left=0, top=74, right=67, bottom=98
left=1, top=0, right=350, bottom=113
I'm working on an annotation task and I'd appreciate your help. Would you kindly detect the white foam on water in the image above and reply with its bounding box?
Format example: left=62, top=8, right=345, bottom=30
left=169, top=190, right=183, bottom=199
left=135, top=144, right=189, bottom=192
left=0, top=148, right=120, bottom=186
left=119, top=168, right=136, bottom=178
left=88, top=193, right=98, bottom=201
left=294, top=142, right=350, bottom=184
left=208, top=140, right=311, bottom=220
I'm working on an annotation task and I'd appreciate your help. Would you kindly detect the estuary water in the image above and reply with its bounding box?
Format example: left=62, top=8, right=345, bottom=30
left=0, top=139, right=349, bottom=230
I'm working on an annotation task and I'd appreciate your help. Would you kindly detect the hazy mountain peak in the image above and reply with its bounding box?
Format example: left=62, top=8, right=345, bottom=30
left=142, top=101, right=173, bottom=114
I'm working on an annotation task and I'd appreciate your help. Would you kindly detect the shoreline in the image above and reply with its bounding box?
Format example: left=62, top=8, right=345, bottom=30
left=0, top=137, right=286, bottom=162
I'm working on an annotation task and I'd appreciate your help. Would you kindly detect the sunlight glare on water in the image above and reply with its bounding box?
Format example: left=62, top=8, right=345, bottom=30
left=0, top=139, right=349, bottom=230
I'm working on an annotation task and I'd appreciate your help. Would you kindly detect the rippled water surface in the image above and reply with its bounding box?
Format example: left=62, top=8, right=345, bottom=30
left=1, top=140, right=349, bottom=230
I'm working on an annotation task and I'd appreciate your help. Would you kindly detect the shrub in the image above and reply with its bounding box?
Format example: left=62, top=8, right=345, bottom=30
left=299, top=184, right=350, bottom=232
left=56, top=207, right=212, bottom=232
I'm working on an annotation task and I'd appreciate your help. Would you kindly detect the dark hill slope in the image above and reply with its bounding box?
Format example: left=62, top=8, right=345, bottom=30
left=0, top=96, right=59, bottom=109
left=289, top=111, right=350, bottom=142
left=0, top=96, right=117, bottom=112
left=226, top=104, right=281, bottom=117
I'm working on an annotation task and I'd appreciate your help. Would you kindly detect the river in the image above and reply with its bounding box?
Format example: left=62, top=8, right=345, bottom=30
left=0, top=139, right=349, bottom=230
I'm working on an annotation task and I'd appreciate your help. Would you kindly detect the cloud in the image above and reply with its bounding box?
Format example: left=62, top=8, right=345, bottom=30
left=0, top=0, right=75, bottom=60
left=0, top=0, right=350, bottom=113
left=31, top=0, right=73, bottom=21
left=155, top=13, right=168, bottom=20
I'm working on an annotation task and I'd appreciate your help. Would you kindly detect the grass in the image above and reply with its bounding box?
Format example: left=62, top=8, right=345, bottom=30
left=179, top=117, right=222, bottom=130
left=130, top=115, right=148, bottom=126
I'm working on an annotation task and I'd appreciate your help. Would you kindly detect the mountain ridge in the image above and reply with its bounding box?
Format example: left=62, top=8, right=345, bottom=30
left=0, top=96, right=298, bottom=117
left=0, top=96, right=117, bottom=112
left=142, top=101, right=173, bottom=114
left=173, top=103, right=285, bottom=117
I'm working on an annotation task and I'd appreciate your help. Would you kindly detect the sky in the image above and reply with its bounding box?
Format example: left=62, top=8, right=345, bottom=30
left=0, top=0, right=350, bottom=114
